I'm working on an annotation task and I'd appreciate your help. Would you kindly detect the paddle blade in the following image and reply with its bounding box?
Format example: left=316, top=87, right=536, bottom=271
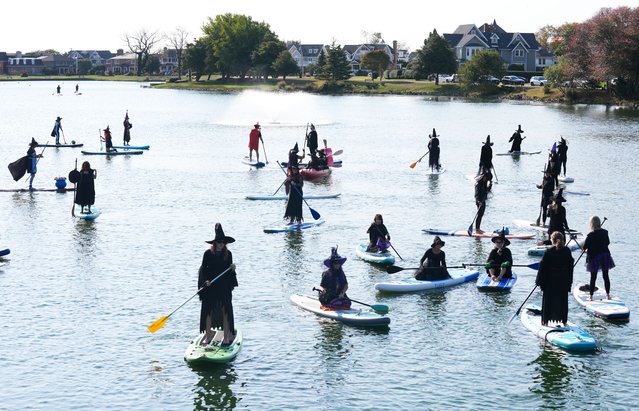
left=310, top=208, right=321, bottom=220
left=386, top=265, right=405, bottom=274
left=528, top=262, right=540, bottom=270
left=409, top=162, right=417, bottom=169
left=370, top=304, right=389, bottom=314
left=332, top=149, right=343, bottom=156
left=507, top=310, right=519, bottom=325
left=147, top=315, right=169, bottom=333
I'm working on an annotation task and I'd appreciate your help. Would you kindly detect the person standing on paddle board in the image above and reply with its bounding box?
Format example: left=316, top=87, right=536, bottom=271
left=547, top=144, right=561, bottom=187
left=318, top=247, right=351, bottom=309
left=284, top=166, right=304, bottom=225
left=415, top=236, right=450, bottom=280
left=536, top=166, right=555, bottom=226
left=248, top=122, right=263, bottom=162
left=485, top=231, right=513, bottom=282
left=26, top=138, right=43, bottom=190
left=51, top=116, right=63, bottom=145
left=306, top=123, right=318, bottom=155
left=102, top=126, right=117, bottom=152
left=474, top=171, right=492, bottom=234
left=557, top=137, right=568, bottom=176
left=535, top=232, right=574, bottom=327
left=366, top=214, right=391, bottom=252
left=56, top=85, right=61, bottom=95
left=427, top=128, right=441, bottom=171
left=546, top=189, right=570, bottom=241
left=508, top=125, right=525, bottom=153
left=583, top=215, right=615, bottom=301
left=123, top=111, right=132, bottom=146
left=198, top=223, right=237, bottom=346
left=478, top=135, right=493, bottom=175
left=75, top=161, right=97, bottom=214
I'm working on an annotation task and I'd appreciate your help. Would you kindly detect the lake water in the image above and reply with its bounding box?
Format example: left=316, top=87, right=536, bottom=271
left=1, top=80, right=639, bottom=410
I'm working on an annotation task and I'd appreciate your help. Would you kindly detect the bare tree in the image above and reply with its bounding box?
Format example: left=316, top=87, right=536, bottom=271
left=124, top=29, right=161, bottom=76
left=166, top=27, right=189, bottom=79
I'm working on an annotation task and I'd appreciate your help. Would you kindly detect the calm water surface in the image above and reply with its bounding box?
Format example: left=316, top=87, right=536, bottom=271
left=1, top=81, right=639, bottom=410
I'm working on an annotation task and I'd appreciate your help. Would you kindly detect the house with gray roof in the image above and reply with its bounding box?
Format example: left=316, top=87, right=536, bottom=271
left=444, top=20, right=545, bottom=71
left=288, top=44, right=325, bottom=76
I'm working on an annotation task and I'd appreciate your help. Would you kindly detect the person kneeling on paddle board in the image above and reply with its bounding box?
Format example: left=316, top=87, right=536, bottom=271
left=198, top=223, right=238, bottom=346
left=366, top=214, right=391, bottom=252
left=102, top=126, right=117, bottom=152
left=485, top=231, right=513, bottom=282
left=318, top=247, right=351, bottom=309
left=284, top=166, right=304, bottom=225
left=415, top=236, right=450, bottom=280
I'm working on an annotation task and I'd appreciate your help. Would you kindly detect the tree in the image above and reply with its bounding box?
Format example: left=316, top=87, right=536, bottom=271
left=315, top=41, right=351, bottom=81
left=272, top=50, right=299, bottom=79
left=361, top=50, right=390, bottom=81
left=459, top=50, right=504, bottom=85
left=251, top=36, right=287, bottom=79
left=124, top=29, right=161, bottom=76
left=166, top=27, right=189, bottom=79
left=413, top=29, right=458, bottom=83
left=183, top=38, right=210, bottom=81
left=362, top=31, right=385, bottom=44
left=146, top=55, right=160, bottom=75
left=535, top=25, right=557, bottom=50
left=314, top=49, right=328, bottom=79
left=76, top=59, right=92, bottom=75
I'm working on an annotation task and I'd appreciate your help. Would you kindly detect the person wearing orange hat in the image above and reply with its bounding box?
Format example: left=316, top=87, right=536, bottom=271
left=248, top=122, right=263, bottom=162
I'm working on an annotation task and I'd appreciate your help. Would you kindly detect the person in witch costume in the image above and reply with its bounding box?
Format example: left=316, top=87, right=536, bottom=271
left=535, top=231, right=574, bottom=327
left=485, top=230, right=513, bottom=282
left=74, top=161, right=97, bottom=214
left=583, top=215, right=615, bottom=301
left=474, top=170, right=492, bottom=234
left=478, top=135, right=493, bottom=175
left=318, top=247, right=351, bottom=309
left=415, top=236, right=450, bottom=280
left=198, top=223, right=238, bottom=346
left=102, top=126, right=117, bottom=152
left=536, top=165, right=555, bottom=226
left=284, top=165, right=304, bottom=225
left=556, top=137, right=568, bottom=176
left=427, top=128, right=441, bottom=171
left=366, top=214, right=391, bottom=252
left=508, top=124, right=525, bottom=153
left=123, top=111, right=132, bottom=146
left=51, top=116, right=63, bottom=145
left=306, top=123, right=318, bottom=155
left=287, top=142, right=304, bottom=172
left=546, top=188, right=570, bottom=240
left=26, top=138, right=43, bottom=190
left=248, top=122, right=263, bottom=162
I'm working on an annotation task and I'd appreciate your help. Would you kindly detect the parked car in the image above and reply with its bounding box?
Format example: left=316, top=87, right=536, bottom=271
left=478, top=75, right=500, bottom=85
left=445, top=74, right=460, bottom=83
left=501, top=75, right=525, bottom=85
left=530, top=76, right=547, bottom=86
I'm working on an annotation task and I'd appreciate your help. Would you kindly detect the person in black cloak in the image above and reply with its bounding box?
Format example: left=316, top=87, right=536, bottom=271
left=198, top=223, right=238, bottom=346
left=474, top=170, right=492, bottom=234
left=478, top=135, right=493, bottom=175
left=318, top=247, right=351, bottom=309
left=287, top=142, right=304, bottom=171
left=427, top=128, right=441, bottom=171
left=536, top=165, right=555, bottom=226
left=26, top=138, right=43, bottom=190
left=284, top=165, right=304, bottom=225
left=485, top=230, right=513, bottom=282
left=557, top=137, right=568, bottom=176
left=123, top=111, right=132, bottom=146
left=535, top=231, right=574, bottom=327
left=75, top=161, right=97, bottom=214
left=366, top=214, right=391, bottom=252
left=547, top=188, right=570, bottom=240
left=414, top=236, right=450, bottom=280
left=508, top=125, right=525, bottom=153
left=306, top=123, right=318, bottom=155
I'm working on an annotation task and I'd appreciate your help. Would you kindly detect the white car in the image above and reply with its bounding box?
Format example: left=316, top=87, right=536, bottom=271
left=530, top=76, right=547, bottom=86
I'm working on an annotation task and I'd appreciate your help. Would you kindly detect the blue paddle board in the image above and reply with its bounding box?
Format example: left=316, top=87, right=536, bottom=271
left=38, top=143, right=84, bottom=148
left=520, top=304, right=597, bottom=351
left=82, top=150, right=143, bottom=155
left=0, top=248, right=10, bottom=257
left=112, top=145, right=150, bottom=150
left=263, top=220, right=325, bottom=233
left=355, top=243, right=395, bottom=265
left=75, top=205, right=101, bottom=220
left=241, top=157, right=265, bottom=168
left=476, top=272, right=517, bottom=291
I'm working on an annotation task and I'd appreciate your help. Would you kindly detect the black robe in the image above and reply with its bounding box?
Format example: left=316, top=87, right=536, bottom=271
left=198, top=249, right=237, bottom=333
left=284, top=174, right=304, bottom=222
left=428, top=137, right=440, bottom=168
left=535, top=246, right=573, bottom=324
left=75, top=169, right=96, bottom=206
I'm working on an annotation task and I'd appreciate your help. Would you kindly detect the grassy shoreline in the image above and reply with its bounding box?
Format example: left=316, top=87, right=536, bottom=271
left=1, top=74, right=632, bottom=106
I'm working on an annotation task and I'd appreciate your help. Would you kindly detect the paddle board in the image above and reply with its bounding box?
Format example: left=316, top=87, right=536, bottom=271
left=355, top=243, right=395, bottom=265
left=558, top=176, right=574, bottom=183
left=246, top=193, right=341, bottom=201
left=424, top=167, right=446, bottom=175
left=263, top=220, right=325, bottom=233
left=81, top=150, right=143, bottom=155
left=38, top=143, right=84, bottom=148
left=74, top=205, right=101, bottom=220
left=241, top=157, right=265, bottom=168
left=495, top=150, right=541, bottom=156
left=290, top=294, right=390, bottom=327
left=184, top=328, right=243, bottom=365
left=0, top=188, right=75, bottom=193
left=513, top=219, right=581, bottom=235
left=374, top=269, right=480, bottom=293
left=0, top=248, right=10, bottom=257
left=112, top=145, right=150, bottom=150
left=476, top=272, right=517, bottom=291
left=422, top=228, right=535, bottom=240
left=573, top=284, right=630, bottom=320
left=520, top=304, right=597, bottom=351
left=527, top=234, right=584, bottom=256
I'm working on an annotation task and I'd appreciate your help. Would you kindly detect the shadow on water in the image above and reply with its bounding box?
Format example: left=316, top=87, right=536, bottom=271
left=191, top=365, right=239, bottom=410
left=73, top=219, right=99, bottom=258
left=416, top=290, right=448, bottom=321
left=529, top=349, right=572, bottom=408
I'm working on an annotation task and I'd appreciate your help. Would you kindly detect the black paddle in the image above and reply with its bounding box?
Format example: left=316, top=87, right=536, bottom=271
left=491, top=165, right=499, bottom=184
left=373, top=225, right=403, bottom=261
left=70, top=159, right=78, bottom=217
left=463, top=262, right=541, bottom=270
left=387, top=265, right=466, bottom=274
left=467, top=206, right=482, bottom=236
left=276, top=161, right=320, bottom=220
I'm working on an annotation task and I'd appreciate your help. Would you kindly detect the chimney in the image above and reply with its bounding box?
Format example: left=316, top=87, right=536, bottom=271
left=117, top=49, right=124, bottom=56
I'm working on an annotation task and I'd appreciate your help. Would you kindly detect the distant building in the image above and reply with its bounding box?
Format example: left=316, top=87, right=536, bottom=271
left=159, top=48, right=178, bottom=75
left=287, top=44, right=325, bottom=76
left=6, top=52, right=45, bottom=75
left=535, top=48, right=557, bottom=69
left=0, top=52, right=8, bottom=74
left=106, top=49, right=138, bottom=75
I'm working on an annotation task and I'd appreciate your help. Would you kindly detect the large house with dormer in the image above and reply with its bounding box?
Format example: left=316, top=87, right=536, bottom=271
left=444, top=20, right=549, bottom=71
left=287, top=44, right=325, bottom=76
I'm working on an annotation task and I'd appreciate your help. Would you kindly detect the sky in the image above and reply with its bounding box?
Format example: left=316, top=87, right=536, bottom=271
left=1, top=0, right=637, bottom=53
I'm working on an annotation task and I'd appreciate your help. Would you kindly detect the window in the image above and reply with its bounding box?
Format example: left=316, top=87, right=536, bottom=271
left=514, top=50, right=524, bottom=58
left=491, top=35, right=498, bottom=44
left=538, top=58, right=546, bottom=65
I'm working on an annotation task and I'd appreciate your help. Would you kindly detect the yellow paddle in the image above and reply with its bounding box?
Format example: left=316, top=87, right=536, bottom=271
left=147, top=266, right=232, bottom=333
left=410, top=150, right=429, bottom=168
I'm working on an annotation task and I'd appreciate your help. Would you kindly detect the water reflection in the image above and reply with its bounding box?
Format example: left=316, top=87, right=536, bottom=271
left=192, top=366, right=238, bottom=410
left=417, top=291, right=447, bottom=321
left=427, top=174, right=440, bottom=196
left=73, top=220, right=99, bottom=258
left=529, top=349, right=571, bottom=407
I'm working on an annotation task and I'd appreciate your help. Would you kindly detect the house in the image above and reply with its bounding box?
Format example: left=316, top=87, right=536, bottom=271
left=343, top=43, right=394, bottom=73
left=106, top=49, right=137, bottom=75
left=0, top=52, right=8, bottom=74
left=40, top=54, right=73, bottom=75
left=287, top=44, right=325, bottom=76
left=68, top=50, right=113, bottom=71
left=6, top=52, right=45, bottom=75
left=535, top=48, right=557, bottom=69
left=444, top=20, right=545, bottom=71
left=159, top=48, right=178, bottom=75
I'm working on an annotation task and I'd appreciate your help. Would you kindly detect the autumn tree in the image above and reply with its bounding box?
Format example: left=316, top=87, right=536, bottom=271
left=361, top=50, right=390, bottom=81
left=124, top=29, right=161, bottom=75
left=413, top=29, right=457, bottom=83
